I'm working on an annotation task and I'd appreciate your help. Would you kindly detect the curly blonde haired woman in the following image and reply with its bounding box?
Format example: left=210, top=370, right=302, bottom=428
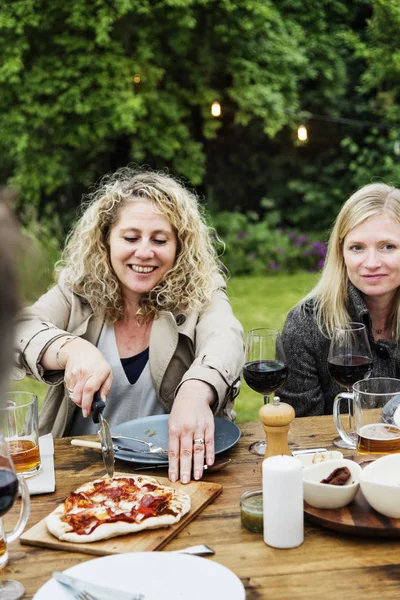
left=281, top=183, right=400, bottom=416
left=16, top=168, right=244, bottom=484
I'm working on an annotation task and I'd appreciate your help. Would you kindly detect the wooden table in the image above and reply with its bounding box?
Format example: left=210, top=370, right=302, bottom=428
left=4, top=415, right=400, bottom=599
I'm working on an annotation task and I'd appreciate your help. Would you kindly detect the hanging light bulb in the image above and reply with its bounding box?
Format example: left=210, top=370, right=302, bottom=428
left=297, top=124, right=308, bottom=141
left=133, top=74, right=141, bottom=84
left=211, top=101, right=221, bottom=118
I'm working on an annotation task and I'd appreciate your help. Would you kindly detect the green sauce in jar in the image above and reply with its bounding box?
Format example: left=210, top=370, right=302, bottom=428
left=240, top=489, right=263, bottom=533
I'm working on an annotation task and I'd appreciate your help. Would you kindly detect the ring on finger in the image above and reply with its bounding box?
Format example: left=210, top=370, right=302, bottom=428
left=193, top=437, right=205, bottom=445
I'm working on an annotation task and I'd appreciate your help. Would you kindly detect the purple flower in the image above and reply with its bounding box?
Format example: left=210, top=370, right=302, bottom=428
left=269, top=261, right=279, bottom=272
left=236, top=232, right=248, bottom=240
left=248, top=252, right=256, bottom=259
left=318, top=259, right=325, bottom=268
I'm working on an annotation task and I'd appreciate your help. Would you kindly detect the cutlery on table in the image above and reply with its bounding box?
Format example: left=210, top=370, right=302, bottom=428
left=171, top=544, right=215, bottom=555
left=112, top=434, right=169, bottom=456
left=71, top=438, right=168, bottom=457
left=53, top=571, right=147, bottom=600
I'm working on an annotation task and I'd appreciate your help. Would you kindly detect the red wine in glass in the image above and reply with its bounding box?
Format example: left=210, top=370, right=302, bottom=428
left=328, top=323, right=373, bottom=449
left=0, top=434, right=30, bottom=600
left=243, top=360, right=288, bottom=396
left=328, top=355, right=372, bottom=389
left=243, top=328, right=288, bottom=456
left=0, top=469, right=18, bottom=518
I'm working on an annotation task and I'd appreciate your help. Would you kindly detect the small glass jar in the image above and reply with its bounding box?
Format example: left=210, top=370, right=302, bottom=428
left=240, top=489, right=263, bottom=533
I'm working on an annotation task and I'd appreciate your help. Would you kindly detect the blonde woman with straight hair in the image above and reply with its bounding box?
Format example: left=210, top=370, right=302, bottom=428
left=15, top=167, right=244, bottom=484
left=280, top=183, right=400, bottom=416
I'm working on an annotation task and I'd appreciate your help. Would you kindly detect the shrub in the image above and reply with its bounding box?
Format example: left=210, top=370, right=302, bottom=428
left=211, top=211, right=327, bottom=276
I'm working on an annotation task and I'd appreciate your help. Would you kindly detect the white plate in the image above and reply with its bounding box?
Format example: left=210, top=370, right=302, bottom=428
left=33, top=552, right=246, bottom=600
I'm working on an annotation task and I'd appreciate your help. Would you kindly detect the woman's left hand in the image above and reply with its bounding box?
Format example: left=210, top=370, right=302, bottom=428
left=168, top=380, right=215, bottom=484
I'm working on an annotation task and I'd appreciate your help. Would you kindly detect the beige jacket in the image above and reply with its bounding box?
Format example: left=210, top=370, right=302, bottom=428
left=14, top=272, right=244, bottom=437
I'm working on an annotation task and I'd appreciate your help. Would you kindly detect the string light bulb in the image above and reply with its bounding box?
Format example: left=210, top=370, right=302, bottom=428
left=133, top=74, right=141, bottom=84
left=211, top=101, right=221, bottom=118
left=297, top=124, right=308, bottom=141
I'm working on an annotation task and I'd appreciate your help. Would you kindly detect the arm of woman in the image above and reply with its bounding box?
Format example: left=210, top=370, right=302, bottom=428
left=280, top=305, right=326, bottom=416
left=168, top=278, right=244, bottom=484
left=15, top=273, right=112, bottom=417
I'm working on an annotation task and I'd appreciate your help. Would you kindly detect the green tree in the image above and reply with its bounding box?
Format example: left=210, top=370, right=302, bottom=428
left=0, top=0, right=306, bottom=219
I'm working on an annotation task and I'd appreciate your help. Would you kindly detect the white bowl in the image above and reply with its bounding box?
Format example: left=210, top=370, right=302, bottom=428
left=294, top=450, right=343, bottom=468
left=303, top=459, right=361, bottom=509
left=360, top=454, right=400, bottom=519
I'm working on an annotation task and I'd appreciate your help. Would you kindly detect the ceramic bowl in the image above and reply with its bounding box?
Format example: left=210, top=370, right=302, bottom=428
left=303, top=458, right=361, bottom=509
left=360, top=454, right=400, bottom=518
left=294, top=450, right=343, bottom=468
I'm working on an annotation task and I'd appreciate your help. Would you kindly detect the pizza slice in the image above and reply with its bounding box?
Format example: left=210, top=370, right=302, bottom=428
left=46, top=475, right=191, bottom=543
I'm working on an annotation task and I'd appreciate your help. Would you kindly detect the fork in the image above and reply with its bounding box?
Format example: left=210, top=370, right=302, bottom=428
left=111, top=435, right=169, bottom=456
left=74, top=592, right=97, bottom=600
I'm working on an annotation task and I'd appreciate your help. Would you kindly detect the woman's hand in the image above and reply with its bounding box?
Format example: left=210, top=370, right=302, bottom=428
left=43, top=337, right=113, bottom=417
left=168, top=380, right=215, bottom=484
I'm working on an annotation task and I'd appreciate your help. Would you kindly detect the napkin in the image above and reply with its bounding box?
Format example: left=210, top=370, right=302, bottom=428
left=26, top=433, right=55, bottom=495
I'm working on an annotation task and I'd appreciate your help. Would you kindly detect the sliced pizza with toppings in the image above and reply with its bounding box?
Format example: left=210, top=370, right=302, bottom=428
left=46, top=475, right=191, bottom=543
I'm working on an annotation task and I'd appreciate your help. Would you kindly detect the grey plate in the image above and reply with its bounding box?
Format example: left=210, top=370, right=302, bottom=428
left=112, top=415, right=241, bottom=465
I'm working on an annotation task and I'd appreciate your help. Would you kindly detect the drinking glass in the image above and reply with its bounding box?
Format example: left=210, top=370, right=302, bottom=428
left=0, top=392, right=41, bottom=478
left=243, top=328, right=288, bottom=456
left=0, top=433, right=30, bottom=600
left=334, top=377, right=400, bottom=454
left=328, top=322, right=373, bottom=449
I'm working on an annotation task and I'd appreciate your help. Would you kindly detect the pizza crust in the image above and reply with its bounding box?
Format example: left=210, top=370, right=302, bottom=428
left=46, top=475, right=191, bottom=543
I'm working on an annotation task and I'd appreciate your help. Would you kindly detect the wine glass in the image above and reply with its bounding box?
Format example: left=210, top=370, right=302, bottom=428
left=243, top=328, right=288, bottom=456
left=328, top=322, right=373, bottom=449
left=0, top=433, right=30, bottom=600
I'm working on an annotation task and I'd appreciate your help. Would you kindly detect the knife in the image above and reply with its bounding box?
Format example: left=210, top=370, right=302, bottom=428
left=53, top=571, right=148, bottom=600
left=91, top=392, right=114, bottom=479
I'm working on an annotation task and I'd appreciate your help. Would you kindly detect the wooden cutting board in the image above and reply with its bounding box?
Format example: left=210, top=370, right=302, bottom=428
left=20, top=473, right=222, bottom=556
left=304, top=489, right=400, bottom=537
left=304, top=455, right=400, bottom=538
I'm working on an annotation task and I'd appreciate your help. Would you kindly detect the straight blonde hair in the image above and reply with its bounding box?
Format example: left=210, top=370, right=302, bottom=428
left=302, top=183, right=400, bottom=338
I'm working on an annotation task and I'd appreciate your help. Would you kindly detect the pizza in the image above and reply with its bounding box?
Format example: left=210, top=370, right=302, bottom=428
left=46, top=475, right=191, bottom=543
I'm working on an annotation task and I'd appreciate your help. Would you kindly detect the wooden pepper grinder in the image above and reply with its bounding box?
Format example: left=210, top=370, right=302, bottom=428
left=259, top=396, right=295, bottom=459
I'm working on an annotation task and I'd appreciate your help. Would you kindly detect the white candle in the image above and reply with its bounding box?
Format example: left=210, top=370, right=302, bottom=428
left=262, top=454, right=304, bottom=548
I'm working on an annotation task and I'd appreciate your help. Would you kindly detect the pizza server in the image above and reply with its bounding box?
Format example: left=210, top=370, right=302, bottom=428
left=91, top=391, right=115, bottom=478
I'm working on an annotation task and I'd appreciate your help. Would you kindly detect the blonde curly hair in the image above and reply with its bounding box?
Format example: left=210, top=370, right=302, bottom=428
left=57, top=168, right=222, bottom=322
left=303, top=182, right=400, bottom=338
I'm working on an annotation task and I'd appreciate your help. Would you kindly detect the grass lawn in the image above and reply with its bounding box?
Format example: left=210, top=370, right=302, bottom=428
left=11, top=272, right=318, bottom=423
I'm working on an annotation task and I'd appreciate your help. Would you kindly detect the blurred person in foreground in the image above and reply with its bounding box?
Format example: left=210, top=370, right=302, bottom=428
left=15, top=168, right=244, bottom=483
left=280, top=183, right=400, bottom=416
left=0, top=199, right=20, bottom=401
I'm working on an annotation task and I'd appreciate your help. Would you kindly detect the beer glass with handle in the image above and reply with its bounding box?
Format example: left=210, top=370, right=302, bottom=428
left=0, top=433, right=30, bottom=600
left=328, top=322, right=373, bottom=449
left=243, top=328, right=288, bottom=456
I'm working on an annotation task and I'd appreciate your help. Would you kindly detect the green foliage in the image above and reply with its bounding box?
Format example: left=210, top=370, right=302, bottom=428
left=212, top=211, right=327, bottom=276
left=18, top=218, right=62, bottom=303
left=0, top=0, right=308, bottom=215
left=2, top=1, right=400, bottom=235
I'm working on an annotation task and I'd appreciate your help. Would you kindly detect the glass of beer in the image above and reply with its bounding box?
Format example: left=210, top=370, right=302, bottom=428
left=333, top=377, right=400, bottom=454
left=0, top=392, right=41, bottom=478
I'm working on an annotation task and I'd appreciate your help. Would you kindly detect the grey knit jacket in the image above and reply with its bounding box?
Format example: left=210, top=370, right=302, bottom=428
left=280, top=283, right=400, bottom=416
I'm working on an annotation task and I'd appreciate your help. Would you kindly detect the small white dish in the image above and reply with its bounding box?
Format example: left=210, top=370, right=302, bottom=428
left=294, top=450, right=343, bottom=468
left=303, top=458, right=361, bottom=509
left=360, top=454, right=400, bottom=519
